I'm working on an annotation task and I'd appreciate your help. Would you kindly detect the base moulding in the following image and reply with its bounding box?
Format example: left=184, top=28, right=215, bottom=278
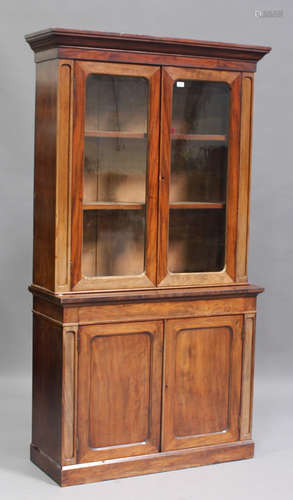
left=31, top=440, right=255, bottom=487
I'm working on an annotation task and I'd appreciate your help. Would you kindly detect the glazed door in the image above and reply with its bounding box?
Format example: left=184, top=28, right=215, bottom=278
left=72, top=61, right=160, bottom=290
left=77, top=321, right=163, bottom=462
left=162, top=315, right=243, bottom=451
left=158, top=67, right=241, bottom=287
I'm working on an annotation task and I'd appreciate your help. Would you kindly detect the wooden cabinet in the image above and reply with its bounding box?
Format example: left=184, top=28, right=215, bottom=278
left=26, top=28, right=270, bottom=486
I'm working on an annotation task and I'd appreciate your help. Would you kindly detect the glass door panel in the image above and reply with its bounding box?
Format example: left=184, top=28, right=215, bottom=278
left=169, top=80, right=229, bottom=274
left=72, top=62, right=160, bottom=290
left=158, top=67, right=241, bottom=286
left=82, top=74, right=148, bottom=278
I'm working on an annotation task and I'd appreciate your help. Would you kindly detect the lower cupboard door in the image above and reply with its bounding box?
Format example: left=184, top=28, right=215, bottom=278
left=77, top=321, right=163, bottom=462
left=162, top=315, right=243, bottom=451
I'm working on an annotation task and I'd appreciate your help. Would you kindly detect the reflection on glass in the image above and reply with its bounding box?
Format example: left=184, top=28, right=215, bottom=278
left=168, top=80, right=229, bottom=273
left=170, top=143, right=227, bottom=203
left=84, top=138, right=147, bottom=203
left=172, top=81, right=229, bottom=135
left=82, top=74, right=148, bottom=278
left=83, top=210, right=145, bottom=277
left=85, top=75, right=148, bottom=133
left=169, top=209, right=226, bottom=273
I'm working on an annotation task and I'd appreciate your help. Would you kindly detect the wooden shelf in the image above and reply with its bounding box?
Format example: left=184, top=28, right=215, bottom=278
left=85, top=130, right=147, bottom=139
left=170, top=202, right=225, bottom=210
left=83, top=202, right=145, bottom=211
left=171, top=134, right=226, bottom=141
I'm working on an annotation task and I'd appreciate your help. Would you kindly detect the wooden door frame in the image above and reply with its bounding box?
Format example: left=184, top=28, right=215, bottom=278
left=77, top=320, right=163, bottom=462
left=157, top=67, right=241, bottom=287
left=162, top=315, right=243, bottom=451
left=71, top=61, right=161, bottom=291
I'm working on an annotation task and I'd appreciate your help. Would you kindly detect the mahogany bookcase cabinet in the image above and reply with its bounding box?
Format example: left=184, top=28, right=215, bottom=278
left=26, top=29, right=270, bottom=486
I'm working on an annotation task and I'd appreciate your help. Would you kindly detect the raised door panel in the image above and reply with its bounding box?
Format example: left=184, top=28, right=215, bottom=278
left=162, top=315, right=242, bottom=451
left=77, top=321, right=163, bottom=462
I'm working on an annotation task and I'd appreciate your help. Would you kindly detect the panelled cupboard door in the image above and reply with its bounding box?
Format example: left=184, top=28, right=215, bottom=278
left=162, top=315, right=243, bottom=451
left=72, top=61, right=161, bottom=291
left=158, top=67, right=241, bottom=287
left=77, top=321, right=163, bottom=462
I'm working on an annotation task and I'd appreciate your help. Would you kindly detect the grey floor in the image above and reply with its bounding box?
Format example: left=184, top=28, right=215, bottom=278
left=0, top=375, right=291, bottom=500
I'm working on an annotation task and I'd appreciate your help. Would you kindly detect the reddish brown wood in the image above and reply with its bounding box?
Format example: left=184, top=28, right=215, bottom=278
left=71, top=61, right=160, bottom=291
left=32, top=314, right=63, bottom=463
left=83, top=202, right=144, bottom=210
left=33, top=60, right=58, bottom=290
left=30, top=285, right=262, bottom=485
left=226, top=73, right=242, bottom=282
left=85, top=130, right=147, bottom=139
left=77, top=296, right=255, bottom=324
left=70, top=61, right=85, bottom=289
left=157, top=68, right=173, bottom=284
left=27, top=29, right=269, bottom=487
left=236, top=73, right=254, bottom=282
left=146, top=65, right=161, bottom=286
left=29, top=283, right=264, bottom=306
left=157, top=67, right=241, bottom=288
left=33, top=295, right=63, bottom=321
left=162, top=316, right=243, bottom=451
left=240, top=313, right=256, bottom=440
left=172, top=133, right=226, bottom=141
left=35, top=47, right=259, bottom=72
left=31, top=440, right=254, bottom=486
left=62, top=326, right=77, bottom=464
left=31, top=445, right=62, bottom=484
left=35, top=47, right=262, bottom=72
left=77, top=321, right=163, bottom=462
left=170, top=202, right=225, bottom=210
left=55, top=61, right=73, bottom=292
left=25, top=28, right=271, bottom=62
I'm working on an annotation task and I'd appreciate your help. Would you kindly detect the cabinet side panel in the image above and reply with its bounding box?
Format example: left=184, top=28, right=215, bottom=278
left=33, top=60, right=58, bottom=290
left=32, top=314, right=62, bottom=463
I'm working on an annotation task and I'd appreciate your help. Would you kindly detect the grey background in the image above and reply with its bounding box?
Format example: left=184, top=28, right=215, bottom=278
left=0, top=0, right=292, bottom=498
